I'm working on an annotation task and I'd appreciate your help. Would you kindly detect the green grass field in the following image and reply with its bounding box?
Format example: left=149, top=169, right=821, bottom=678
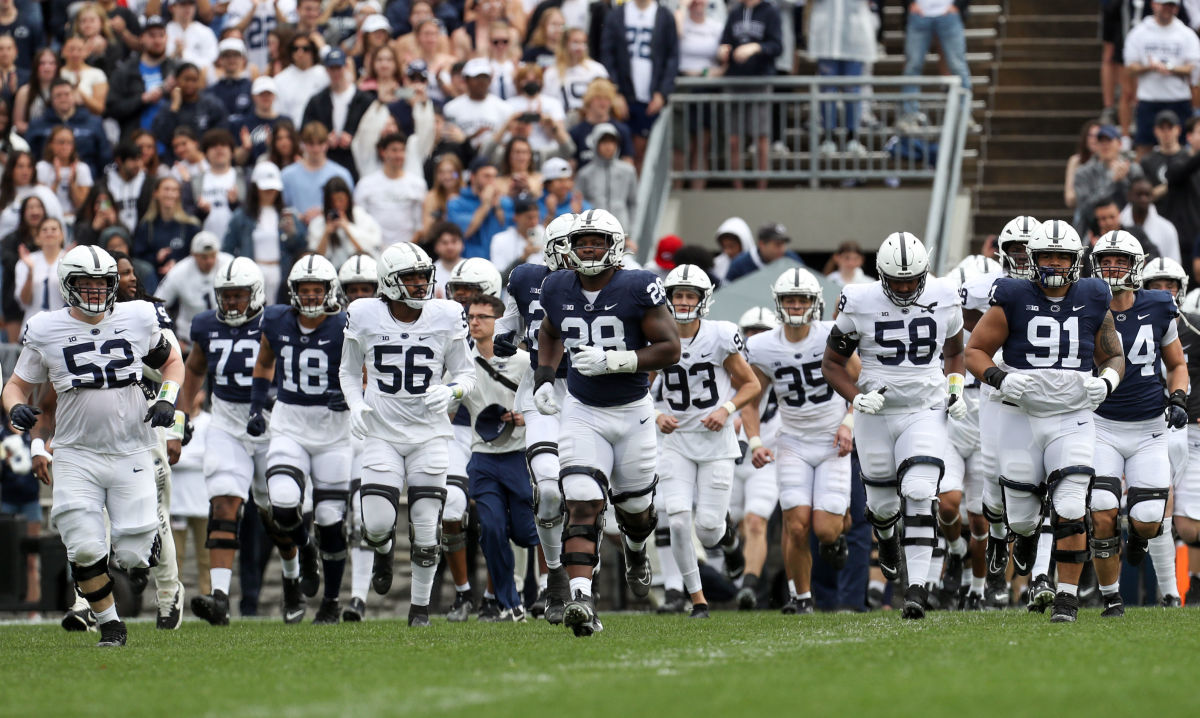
left=2, top=608, right=1196, bottom=717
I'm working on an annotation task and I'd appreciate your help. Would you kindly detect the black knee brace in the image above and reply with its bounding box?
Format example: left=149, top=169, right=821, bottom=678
left=897, top=455, right=946, bottom=491
left=866, top=507, right=901, bottom=534
left=446, top=474, right=470, bottom=531
left=1051, top=514, right=1091, bottom=564
left=655, top=524, right=671, bottom=547
left=205, top=502, right=243, bottom=550
left=611, top=475, right=658, bottom=543
left=442, top=479, right=469, bottom=554
left=72, top=556, right=113, bottom=602
left=256, top=504, right=294, bottom=547
left=1126, top=487, right=1170, bottom=533
left=982, top=503, right=1004, bottom=525
left=525, top=441, right=558, bottom=475
left=561, top=520, right=604, bottom=568
left=901, top=513, right=939, bottom=548
left=408, top=486, right=446, bottom=567
left=266, top=464, right=306, bottom=530
left=316, top=521, right=348, bottom=561
left=360, top=483, right=401, bottom=548
left=1091, top=534, right=1121, bottom=560
left=998, top=474, right=1047, bottom=536
left=559, top=464, right=610, bottom=499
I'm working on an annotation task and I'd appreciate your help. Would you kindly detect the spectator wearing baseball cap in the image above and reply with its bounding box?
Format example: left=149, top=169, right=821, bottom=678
left=223, top=161, right=308, bottom=303
left=1140, top=109, right=1200, bottom=258
left=228, top=76, right=290, bottom=168
left=643, top=234, right=683, bottom=278
left=1073, top=124, right=1144, bottom=235
left=443, top=58, right=512, bottom=151
left=488, top=194, right=546, bottom=273
left=206, top=38, right=253, bottom=118
left=724, top=222, right=805, bottom=283
left=301, top=47, right=375, bottom=179
left=446, top=156, right=515, bottom=260
left=154, top=229, right=233, bottom=344
left=575, top=122, right=637, bottom=235
left=537, top=156, right=592, bottom=222
left=105, top=16, right=181, bottom=139
left=1123, top=0, right=1200, bottom=158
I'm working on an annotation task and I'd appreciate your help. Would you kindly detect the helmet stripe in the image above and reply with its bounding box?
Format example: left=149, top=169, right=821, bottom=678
left=899, top=233, right=909, bottom=269
left=681, top=265, right=689, bottom=281
left=87, top=245, right=99, bottom=269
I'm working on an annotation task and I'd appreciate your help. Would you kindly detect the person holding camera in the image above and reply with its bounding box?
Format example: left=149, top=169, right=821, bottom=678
left=306, top=176, right=382, bottom=266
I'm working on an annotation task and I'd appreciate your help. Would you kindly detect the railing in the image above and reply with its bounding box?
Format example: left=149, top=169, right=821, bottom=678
left=632, top=75, right=973, bottom=274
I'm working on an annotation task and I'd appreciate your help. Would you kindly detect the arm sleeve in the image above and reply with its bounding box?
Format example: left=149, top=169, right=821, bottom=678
left=338, top=335, right=367, bottom=413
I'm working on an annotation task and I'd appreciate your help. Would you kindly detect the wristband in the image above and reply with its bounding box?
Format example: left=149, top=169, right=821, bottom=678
left=447, top=383, right=464, bottom=401
left=982, top=366, right=1008, bottom=391
left=30, top=438, right=52, bottom=462
left=722, top=401, right=737, bottom=414
left=655, top=410, right=665, bottom=419
left=1099, top=367, right=1121, bottom=395
left=748, top=436, right=764, bottom=451
left=170, top=410, right=186, bottom=440
left=947, top=372, right=964, bottom=396
left=533, top=365, right=556, bottom=391
left=841, top=413, right=854, bottom=430
left=156, top=380, right=180, bottom=406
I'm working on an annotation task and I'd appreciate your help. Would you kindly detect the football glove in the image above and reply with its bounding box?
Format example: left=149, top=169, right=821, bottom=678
left=571, top=346, right=608, bottom=376
left=999, top=372, right=1036, bottom=402
left=145, top=400, right=176, bottom=428
left=423, top=384, right=455, bottom=415
left=493, top=331, right=519, bottom=358
left=946, top=373, right=967, bottom=420
left=246, top=409, right=266, bottom=437
left=1167, top=389, right=1188, bottom=429
left=9, top=404, right=41, bottom=432
left=326, top=388, right=349, bottom=412
left=852, top=388, right=886, bottom=415
left=349, top=405, right=374, bottom=439
left=534, top=382, right=559, bottom=415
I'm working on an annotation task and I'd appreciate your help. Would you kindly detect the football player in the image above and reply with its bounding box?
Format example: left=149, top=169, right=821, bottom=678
left=536, top=209, right=681, bottom=636
left=339, top=243, right=477, bottom=627
left=493, top=213, right=575, bottom=623
left=181, top=258, right=272, bottom=625
left=966, top=220, right=1125, bottom=623
left=1088, top=235, right=1187, bottom=616
left=823, top=232, right=965, bottom=620
left=441, top=257, right=502, bottom=621
left=3, top=246, right=185, bottom=646
left=337, top=254, right=378, bottom=622
left=652, top=265, right=760, bottom=618
left=251, top=255, right=352, bottom=624
left=744, top=269, right=856, bottom=615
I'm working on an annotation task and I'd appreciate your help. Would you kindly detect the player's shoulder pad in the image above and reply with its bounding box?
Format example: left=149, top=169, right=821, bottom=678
left=189, top=309, right=219, bottom=340
left=743, top=326, right=777, bottom=357
left=923, top=276, right=962, bottom=306
left=1077, top=277, right=1113, bottom=304
left=709, top=319, right=743, bottom=353
left=988, top=276, right=1027, bottom=306
left=150, top=300, right=173, bottom=329
left=509, top=262, right=547, bottom=288
left=118, top=299, right=160, bottom=327
left=616, top=268, right=668, bottom=306
left=539, top=267, right=573, bottom=296
left=836, top=280, right=874, bottom=314
left=1143, top=287, right=1180, bottom=320
left=428, top=297, right=468, bottom=333
left=19, top=308, right=56, bottom=346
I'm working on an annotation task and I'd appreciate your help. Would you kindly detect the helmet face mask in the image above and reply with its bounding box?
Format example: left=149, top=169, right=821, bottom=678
left=216, top=286, right=253, bottom=322
left=567, top=209, right=624, bottom=275
left=1090, top=230, right=1144, bottom=292
left=663, top=264, right=714, bottom=323
left=287, top=254, right=342, bottom=317
left=738, top=306, right=779, bottom=337
left=342, top=281, right=378, bottom=301
left=875, top=232, right=930, bottom=307
left=58, top=245, right=119, bottom=316
left=379, top=243, right=437, bottom=308
left=771, top=267, right=824, bottom=325
left=545, top=213, right=576, bottom=270
left=391, top=268, right=435, bottom=307
left=1026, top=220, right=1083, bottom=289
left=214, top=257, right=266, bottom=326
left=338, top=255, right=379, bottom=302
left=1141, top=256, right=1189, bottom=304
left=997, top=216, right=1041, bottom=281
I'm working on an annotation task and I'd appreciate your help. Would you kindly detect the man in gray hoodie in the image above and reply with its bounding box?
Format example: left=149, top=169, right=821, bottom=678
left=575, top=123, right=638, bottom=236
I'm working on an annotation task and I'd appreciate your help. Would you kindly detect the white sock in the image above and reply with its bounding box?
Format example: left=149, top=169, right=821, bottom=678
left=970, top=576, right=985, bottom=594
left=538, top=572, right=548, bottom=591
left=681, top=567, right=702, bottom=595
left=483, top=589, right=495, bottom=599
left=1149, top=519, right=1179, bottom=599
left=351, top=546, right=373, bottom=602
left=624, top=534, right=646, bottom=552
left=456, top=582, right=471, bottom=593
left=796, top=591, right=812, bottom=601
left=788, top=579, right=799, bottom=599
left=1099, top=581, right=1120, bottom=596
left=538, top=524, right=562, bottom=569
left=902, top=501, right=935, bottom=591
left=948, top=536, right=968, bottom=556
left=1059, top=582, right=1078, bottom=597
left=95, top=604, right=119, bottom=623
left=926, top=544, right=945, bottom=585
left=569, top=576, right=592, bottom=596
left=1032, top=518, right=1053, bottom=577
left=411, top=561, right=436, bottom=607
left=210, top=567, right=232, bottom=595
left=657, top=543, right=683, bottom=592
left=869, top=579, right=886, bottom=594
left=281, top=553, right=300, bottom=579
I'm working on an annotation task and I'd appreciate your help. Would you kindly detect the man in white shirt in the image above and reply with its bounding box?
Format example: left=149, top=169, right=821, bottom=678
left=1122, top=176, right=1182, bottom=262
left=166, top=0, right=218, bottom=70
left=1124, top=0, right=1200, bottom=157
left=107, top=141, right=147, bottom=233
left=154, top=231, right=232, bottom=347
left=443, top=58, right=512, bottom=151
left=190, top=129, right=244, bottom=240
left=488, top=195, right=544, bottom=274
left=352, top=102, right=435, bottom=247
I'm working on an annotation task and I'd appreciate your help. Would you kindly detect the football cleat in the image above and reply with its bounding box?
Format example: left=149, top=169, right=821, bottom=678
left=622, top=541, right=652, bottom=598
left=819, top=535, right=850, bottom=571
left=866, top=585, right=885, bottom=611
left=941, top=551, right=964, bottom=597
left=191, top=590, right=231, bottom=626
left=476, top=597, right=502, bottom=622
left=1028, top=574, right=1055, bottom=614
left=689, top=603, right=710, bottom=619
left=723, top=543, right=746, bottom=581
left=502, top=605, right=528, bottom=622
left=901, top=585, right=927, bottom=620
left=657, top=589, right=688, bottom=614
left=1011, top=533, right=1037, bottom=576
left=408, top=603, right=431, bottom=627
left=298, top=541, right=321, bottom=598
left=157, top=583, right=184, bottom=630
left=792, top=597, right=815, bottom=615
left=544, top=566, right=570, bottom=625
left=1100, top=592, right=1125, bottom=618
left=563, top=590, right=603, bottom=637
left=1161, top=595, right=1182, bottom=608
left=448, top=590, right=475, bottom=622
left=342, top=597, right=366, bottom=622
left=1186, top=576, right=1200, bottom=605
left=780, top=597, right=799, bottom=615
left=62, top=599, right=97, bottom=632
left=529, top=589, right=548, bottom=618
left=876, top=534, right=903, bottom=583
left=281, top=577, right=307, bottom=624
left=1125, top=533, right=1149, bottom=567
left=1050, top=592, right=1080, bottom=623
left=313, top=597, right=340, bottom=624
left=127, top=566, right=150, bottom=595
left=964, top=592, right=984, bottom=611
left=736, top=585, right=757, bottom=611
left=96, top=619, right=127, bottom=647
left=371, top=545, right=394, bottom=595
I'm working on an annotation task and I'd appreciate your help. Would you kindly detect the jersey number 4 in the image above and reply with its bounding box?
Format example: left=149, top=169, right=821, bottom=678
left=63, top=339, right=137, bottom=389
left=661, top=363, right=718, bottom=411
left=373, top=345, right=436, bottom=394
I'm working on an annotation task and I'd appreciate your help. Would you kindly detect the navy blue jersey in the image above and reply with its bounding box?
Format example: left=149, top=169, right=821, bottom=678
left=1097, top=289, right=1178, bottom=422
left=151, top=301, right=174, bottom=331
left=507, top=263, right=568, bottom=377
left=991, top=277, right=1112, bottom=372
left=189, top=309, right=264, bottom=404
left=260, top=304, right=347, bottom=407
left=541, top=268, right=668, bottom=407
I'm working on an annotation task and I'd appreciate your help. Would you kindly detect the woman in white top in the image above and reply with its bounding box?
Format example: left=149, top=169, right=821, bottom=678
left=542, top=27, right=608, bottom=114
left=12, top=49, right=59, bottom=135
left=485, top=20, right=520, bottom=100
left=0, top=150, right=65, bottom=240
left=675, top=0, right=723, bottom=188
left=36, top=127, right=94, bottom=217
left=14, top=216, right=68, bottom=317
left=59, top=35, right=109, bottom=117
left=273, top=35, right=330, bottom=126
left=306, top=176, right=382, bottom=267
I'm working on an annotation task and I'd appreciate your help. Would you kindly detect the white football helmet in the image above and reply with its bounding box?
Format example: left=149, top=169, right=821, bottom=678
left=1090, top=230, right=1145, bottom=292
left=338, top=254, right=379, bottom=289
left=997, top=216, right=1041, bottom=280
left=378, top=242, right=436, bottom=308
left=287, top=254, right=343, bottom=317
left=663, top=264, right=714, bottom=322
left=876, top=231, right=929, bottom=307
left=214, top=256, right=266, bottom=326
left=545, top=213, right=576, bottom=271
left=952, top=254, right=1002, bottom=288
left=446, top=257, right=502, bottom=301
left=738, top=306, right=779, bottom=334
left=1142, top=256, right=1189, bottom=304
left=58, top=245, right=119, bottom=316
left=1027, top=220, right=1083, bottom=288
left=567, top=208, right=625, bottom=276
left=772, top=267, right=824, bottom=326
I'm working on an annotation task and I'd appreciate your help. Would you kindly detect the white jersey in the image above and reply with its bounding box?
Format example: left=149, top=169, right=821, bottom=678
left=745, top=322, right=848, bottom=439
left=624, top=1, right=657, bottom=103
left=442, top=94, right=512, bottom=150
left=834, top=278, right=963, bottom=413
left=12, top=251, right=66, bottom=316
left=353, top=169, right=427, bottom=247
left=226, top=0, right=297, bottom=72
left=166, top=21, right=219, bottom=70
left=154, top=253, right=231, bottom=342
left=14, top=302, right=163, bottom=454
left=105, top=167, right=147, bottom=232
left=342, top=297, right=475, bottom=443
left=197, top=169, right=238, bottom=239
left=460, top=346, right=530, bottom=454
left=542, top=60, right=609, bottom=112
left=960, top=270, right=1003, bottom=314
left=660, top=319, right=741, bottom=431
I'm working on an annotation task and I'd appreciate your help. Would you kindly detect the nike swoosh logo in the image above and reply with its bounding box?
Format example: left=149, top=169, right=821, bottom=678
left=639, top=417, right=649, bottom=424
left=699, top=353, right=711, bottom=358
left=418, top=335, right=430, bottom=341
left=114, top=329, right=127, bottom=334
left=285, top=609, right=304, bottom=621
left=1073, top=305, right=1086, bottom=311
left=1077, top=421, right=1088, bottom=426
left=1152, top=433, right=1163, bottom=438
left=318, top=339, right=331, bottom=346
left=1138, top=314, right=1150, bottom=320
left=132, top=467, right=143, bottom=473
left=603, top=304, right=618, bottom=311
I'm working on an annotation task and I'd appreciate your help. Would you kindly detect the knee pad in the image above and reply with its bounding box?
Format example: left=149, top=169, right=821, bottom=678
left=611, top=474, right=657, bottom=515
left=898, top=455, right=945, bottom=502
left=866, top=507, right=901, bottom=533
left=444, top=475, right=469, bottom=524
left=71, top=556, right=113, bottom=602
left=1127, top=486, right=1169, bottom=527
left=316, top=521, right=348, bottom=561
left=863, top=479, right=901, bottom=522
left=312, top=488, right=349, bottom=527
left=694, top=510, right=726, bottom=549
left=408, top=485, right=447, bottom=553
left=266, top=464, right=305, bottom=508
left=614, top=503, right=658, bottom=544
left=204, top=503, right=243, bottom=550
left=1051, top=513, right=1091, bottom=564
left=526, top=441, right=559, bottom=482
left=561, top=504, right=605, bottom=568
left=1048, top=466, right=1093, bottom=520
left=999, top=475, right=1046, bottom=536
left=560, top=465, right=609, bottom=502
left=1090, top=475, right=1122, bottom=513
left=534, top=479, right=564, bottom=528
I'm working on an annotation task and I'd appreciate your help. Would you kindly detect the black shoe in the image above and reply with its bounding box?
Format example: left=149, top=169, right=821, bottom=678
left=622, top=540, right=652, bottom=598
left=819, top=535, right=849, bottom=571
left=62, top=605, right=97, bottom=632
left=544, top=566, right=569, bottom=625
left=313, top=597, right=340, bottom=624
left=689, top=603, right=710, bottom=619
left=901, top=585, right=927, bottom=620
left=1011, top=533, right=1037, bottom=576
left=866, top=585, right=885, bottom=611
left=281, top=577, right=307, bottom=624
left=371, top=546, right=394, bottom=595
left=964, top=592, right=984, bottom=611
left=157, top=583, right=184, bottom=630
left=97, top=619, right=127, bottom=647
left=1027, top=574, right=1055, bottom=614
left=342, top=597, right=365, bottom=622
left=1050, top=592, right=1080, bottom=623
left=408, top=604, right=431, bottom=627
left=1161, top=595, right=1182, bottom=608
left=781, top=597, right=798, bottom=614
left=793, top=597, right=814, bottom=615
left=985, top=535, right=1008, bottom=581
left=448, top=590, right=475, bottom=622
left=1187, top=576, right=1200, bottom=606
left=530, top=589, right=548, bottom=618
left=127, top=567, right=150, bottom=595
left=1100, top=592, right=1125, bottom=618
left=477, top=597, right=503, bottom=622
left=723, top=544, right=746, bottom=581
left=736, top=585, right=757, bottom=610
left=563, top=590, right=603, bottom=637
left=876, top=532, right=903, bottom=582
left=942, top=550, right=964, bottom=597
left=499, top=604, right=528, bottom=622
left=657, top=588, right=688, bottom=614
left=925, top=583, right=944, bottom=612
left=298, top=541, right=321, bottom=598
left=191, top=590, right=231, bottom=626
left=1125, top=533, right=1149, bottom=567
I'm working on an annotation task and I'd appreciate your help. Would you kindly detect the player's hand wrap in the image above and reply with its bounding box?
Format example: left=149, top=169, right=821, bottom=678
left=946, top=373, right=967, bottom=420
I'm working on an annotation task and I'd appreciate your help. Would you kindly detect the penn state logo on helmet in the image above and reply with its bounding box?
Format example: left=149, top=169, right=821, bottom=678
left=1026, top=220, right=1083, bottom=288
left=379, top=242, right=436, bottom=308
left=1142, top=256, right=1189, bottom=305
left=545, top=213, right=577, bottom=271
left=287, top=254, right=343, bottom=317
left=214, top=256, right=266, bottom=326
left=58, top=245, right=119, bottom=316
left=997, top=215, right=1041, bottom=280
left=738, top=306, right=779, bottom=334
left=663, top=264, right=714, bottom=323
left=771, top=267, right=824, bottom=326
left=876, top=231, right=929, bottom=307
left=1090, top=229, right=1144, bottom=292
left=446, top=257, right=502, bottom=300
left=567, top=209, right=625, bottom=276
